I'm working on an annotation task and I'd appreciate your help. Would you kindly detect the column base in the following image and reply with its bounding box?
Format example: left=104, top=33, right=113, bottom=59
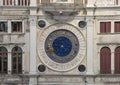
left=29, top=77, right=37, bottom=85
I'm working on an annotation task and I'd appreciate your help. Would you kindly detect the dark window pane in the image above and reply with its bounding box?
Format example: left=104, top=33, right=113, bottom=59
left=0, top=47, right=8, bottom=73
left=12, top=47, right=22, bottom=74
left=12, top=22, right=22, bottom=32
left=12, top=57, right=17, bottom=73
left=0, top=57, right=2, bottom=73
left=18, top=54, right=22, bottom=73
left=25, top=0, right=27, bottom=5
left=4, top=61, right=7, bottom=73
left=12, top=22, right=17, bottom=32
left=0, top=22, right=2, bottom=31
left=5, top=22, right=8, bottom=32
left=0, top=22, right=8, bottom=32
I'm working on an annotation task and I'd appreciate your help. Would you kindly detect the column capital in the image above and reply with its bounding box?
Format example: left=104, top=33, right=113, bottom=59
left=87, top=0, right=95, bottom=7
left=29, top=16, right=37, bottom=21
left=29, top=16, right=37, bottom=26
left=30, top=0, right=37, bottom=6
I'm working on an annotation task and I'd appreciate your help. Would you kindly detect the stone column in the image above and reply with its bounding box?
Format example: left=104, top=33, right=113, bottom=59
left=29, top=16, right=37, bottom=74
left=15, top=0, right=18, bottom=5
left=111, top=21, right=114, bottom=33
left=119, top=0, right=120, bottom=5
left=8, top=20, right=11, bottom=33
left=24, top=19, right=30, bottom=73
left=29, top=0, right=37, bottom=84
left=29, top=16, right=37, bottom=85
left=111, top=46, right=115, bottom=74
left=8, top=48, right=12, bottom=74
left=22, top=20, right=25, bottom=33
left=86, top=17, right=94, bottom=75
left=0, top=0, right=3, bottom=5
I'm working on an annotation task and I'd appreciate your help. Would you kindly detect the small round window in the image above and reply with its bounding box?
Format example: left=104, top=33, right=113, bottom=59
left=78, top=21, right=87, bottom=28
left=38, top=20, right=46, bottom=28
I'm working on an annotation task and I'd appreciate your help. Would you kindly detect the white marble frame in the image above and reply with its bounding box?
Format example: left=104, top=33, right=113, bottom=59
left=10, top=20, right=25, bottom=34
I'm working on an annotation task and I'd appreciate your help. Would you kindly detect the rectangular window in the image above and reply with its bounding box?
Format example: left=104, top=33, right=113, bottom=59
left=115, top=22, right=120, bottom=32
left=12, top=22, right=22, bottom=32
left=0, top=56, right=1, bottom=73
left=0, top=22, right=8, bottom=32
left=100, top=22, right=111, bottom=33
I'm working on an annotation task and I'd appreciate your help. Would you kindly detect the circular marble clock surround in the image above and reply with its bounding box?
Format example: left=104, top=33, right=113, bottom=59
left=38, top=23, right=86, bottom=71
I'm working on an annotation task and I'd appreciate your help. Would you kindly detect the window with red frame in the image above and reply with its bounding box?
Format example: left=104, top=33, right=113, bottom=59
left=114, top=22, right=120, bottom=32
left=100, top=22, right=111, bottom=33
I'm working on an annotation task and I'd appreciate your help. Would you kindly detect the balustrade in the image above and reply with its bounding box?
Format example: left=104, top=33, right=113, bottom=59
left=0, top=0, right=30, bottom=6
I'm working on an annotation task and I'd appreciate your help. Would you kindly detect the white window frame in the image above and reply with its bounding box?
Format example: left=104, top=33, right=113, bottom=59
left=11, top=20, right=24, bottom=33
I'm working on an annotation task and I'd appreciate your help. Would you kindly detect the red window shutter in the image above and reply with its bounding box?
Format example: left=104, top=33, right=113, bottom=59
left=118, top=23, right=120, bottom=32
left=100, top=52, right=106, bottom=73
left=106, top=22, right=111, bottom=33
left=100, top=47, right=111, bottom=74
left=100, top=22, right=105, bottom=33
left=3, top=0, right=5, bottom=5
left=116, top=0, right=118, bottom=5
left=115, top=47, right=120, bottom=73
left=115, top=22, right=117, bottom=32
left=115, top=22, right=120, bottom=32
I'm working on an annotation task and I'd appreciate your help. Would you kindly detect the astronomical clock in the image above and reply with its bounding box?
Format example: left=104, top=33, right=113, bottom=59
left=37, top=23, right=86, bottom=72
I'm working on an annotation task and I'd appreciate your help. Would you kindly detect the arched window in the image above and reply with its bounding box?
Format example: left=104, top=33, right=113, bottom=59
left=0, top=47, right=8, bottom=73
left=115, top=46, right=120, bottom=73
left=12, top=46, right=22, bottom=74
left=100, top=47, right=111, bottom=74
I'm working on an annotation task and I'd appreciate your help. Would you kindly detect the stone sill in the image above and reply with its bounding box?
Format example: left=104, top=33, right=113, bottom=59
left=97, top=32, right=120, bottom=35
left=0, top=32, right=25, bottom=35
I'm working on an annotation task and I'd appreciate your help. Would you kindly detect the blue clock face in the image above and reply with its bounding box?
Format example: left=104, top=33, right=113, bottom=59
left=45, top=29, right=79, bottom=63
left=52, top=36, right=72, bottom=57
